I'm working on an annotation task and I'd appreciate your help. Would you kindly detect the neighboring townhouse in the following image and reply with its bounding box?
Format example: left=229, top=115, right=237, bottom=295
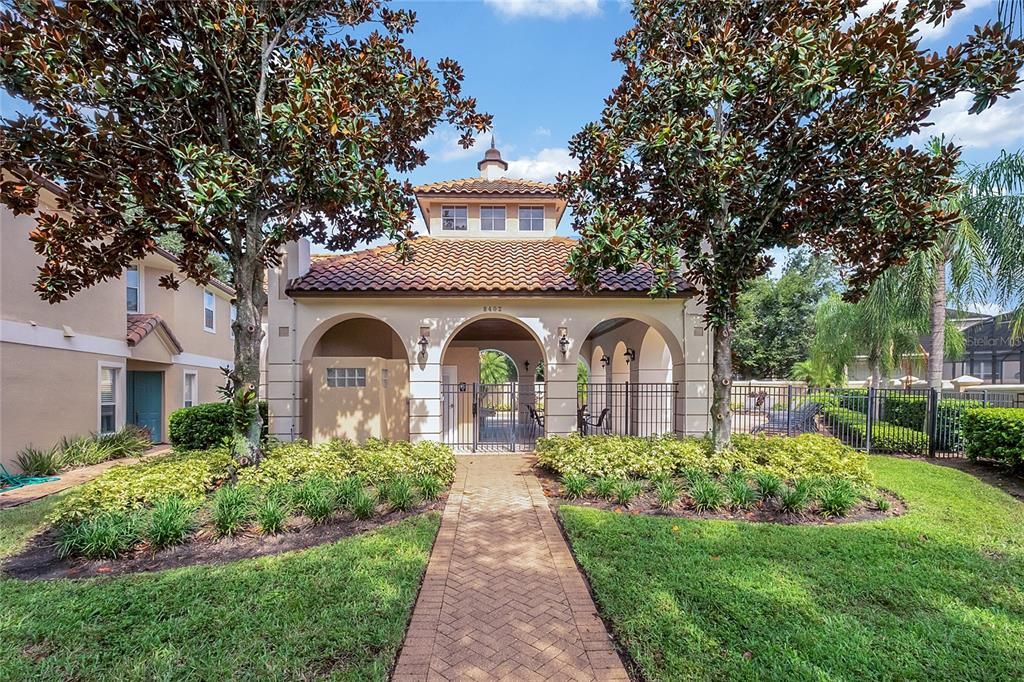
left=0, top=176, right=235, bottom=471
left=266, top=142, right=713, bottom=452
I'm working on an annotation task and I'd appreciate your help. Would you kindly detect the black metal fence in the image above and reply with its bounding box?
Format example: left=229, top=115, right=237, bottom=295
left=578, top=382, right=677, bottom=437
left=730, top=384, right=1022, bottom=457
left=441, top=382, right=545, bottom=453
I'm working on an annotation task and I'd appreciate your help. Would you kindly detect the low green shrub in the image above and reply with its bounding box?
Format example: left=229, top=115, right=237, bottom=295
left=145, top=496, right=196, bottom=550
left=51, top=450, right=234, bottom=525
left=348, top=489, right=377, bottom=520
left=57, top=511, right=142, bottom=559
left=655, top=480, right=679, bottom=509
left=726, top=476, right=757, bottom=510
left=334, top=475, right=364, bottom=507
left=254, top=490, right=290, bottom=535
left=58, top=435, right=114, bottom=468
left=168, top=401, right=268, bottom=451
left=818, top=479, right=859, bottom=518
left=381, top=476, right=418, bottom=512
left=821, top=405, right=928, bottom=456
left=414, top=474, right=443, bottom=501
left=294, top=478, right=335, bottom=524
left=592, top=477, right=618, bottom=500
left=753, top=472, right=783, bottom=499
left=613, top=480, right=644, bottom=506
left=15, top=445, right=64, bottom=476
left=962, top=407, right=1024, bottom=468
left=211, top=485, right=253, bottom=536
left=537, top=433, right=873, bottom=486
left=561, top=473, right=590, bottom=499
left=690, top=478, right=725, bottom=512
left=779, top=482, right=811, bottom=514
left=92, top=425, right=151, bottom=461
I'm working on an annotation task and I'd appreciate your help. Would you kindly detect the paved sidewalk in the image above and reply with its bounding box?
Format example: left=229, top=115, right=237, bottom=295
left=0, top=446, right=170, bottom=510
left=393, top=456, right=628, bottom=682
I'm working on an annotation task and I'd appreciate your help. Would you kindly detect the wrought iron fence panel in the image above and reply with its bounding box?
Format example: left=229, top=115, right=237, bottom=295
left=441, top=382, right=544, bottom=453
left=577, top=382, right=677, bottom=437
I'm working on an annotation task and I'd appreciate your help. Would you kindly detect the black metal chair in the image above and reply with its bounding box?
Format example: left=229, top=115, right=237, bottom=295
left=752, top=401, right=820, bottom=435
left=526, top=404, right=545, bottom=437
left=580, top=407, right=612, bottom=435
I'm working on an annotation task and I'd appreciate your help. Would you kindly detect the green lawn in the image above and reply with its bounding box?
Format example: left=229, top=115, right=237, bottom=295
left=0, top=495, right=438, bottom=680
left=560, top=456, right=1024, bottom=681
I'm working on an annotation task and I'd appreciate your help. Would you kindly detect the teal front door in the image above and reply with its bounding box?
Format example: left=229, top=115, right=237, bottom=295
left=127, top=371, right=163, bottom=442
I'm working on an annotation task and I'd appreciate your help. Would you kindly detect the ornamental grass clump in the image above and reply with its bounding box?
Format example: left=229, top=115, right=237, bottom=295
left=690, top=478, right=725, bottom=512
left=254, top=495, right=289, bottom=536
left=348, top=489, right=378, bottom=520
left=592, top=477, right=618, bottom=500
left=381, top=476, right=418, bottom=512
left=295, top=477, right=336, bottom=524
left=613, top=480, right=644, bottom=507
left=561, top=473, right=590, bottom=500
left=211, top=485, right=253, bottom=536
left=818, top=479, right=859, bottom=518
left=15, top=445, right=64, bottom=477
left=145, top=496, right=196, bottom=550
left=57, top=511, right=142, bottom=560
left=334, top=475, right=364, bottom=507
left=726, top=475, right=757, bottom=510
left=414, top=474, right=443, bottom=501
left=779, top=481, right=812, bottom=514
left=874, top=496, right=892, bottom=513
left=655, top=480, right=679, bottom=509
left=754, top=472, right=783, bottom=500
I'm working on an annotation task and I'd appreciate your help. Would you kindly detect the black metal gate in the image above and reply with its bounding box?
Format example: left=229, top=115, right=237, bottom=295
left=441, top=382, right=545, bottom=452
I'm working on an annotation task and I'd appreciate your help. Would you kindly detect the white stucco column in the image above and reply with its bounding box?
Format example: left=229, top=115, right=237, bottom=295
left=680, top=301, right=712, bottom=435
left=544, top=329, right=579, bottom=437
left=408, top=334, right=442, bottom=443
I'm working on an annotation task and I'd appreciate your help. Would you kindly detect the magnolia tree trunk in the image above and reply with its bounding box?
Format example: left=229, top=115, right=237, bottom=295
left=927, top=256, right=947, bottom=391
left=710, top=323, right=733, bottom=450
left=230, top=251, right=268, bottom=465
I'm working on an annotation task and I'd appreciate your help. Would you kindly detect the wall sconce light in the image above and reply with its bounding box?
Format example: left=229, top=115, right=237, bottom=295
left=523, top=360, right=530, bottom=372
left=600, top=354, right=610, bottom=368
left=417, top=326, right=430, bottom=358
left=624, top=347, right=636, bottom=364
left=558, top=328, right=570, bottom=355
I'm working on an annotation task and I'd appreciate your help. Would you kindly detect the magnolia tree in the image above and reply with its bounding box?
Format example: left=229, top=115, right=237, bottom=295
left=558, top=0, right=1023, bottom=449
left=0, top=0, right=490, bottom=462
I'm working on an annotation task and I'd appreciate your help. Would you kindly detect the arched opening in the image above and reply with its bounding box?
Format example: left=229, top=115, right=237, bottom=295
left=305, top=316, right=408, bottom=443
left=440, top=317, right=546, bottom=452
left=579, top=316, right=682, bottom=437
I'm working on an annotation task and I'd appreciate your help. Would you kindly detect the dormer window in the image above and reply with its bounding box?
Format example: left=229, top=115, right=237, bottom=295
left=480, top=206, right=506, bottom=231
left=126, top=265, right=140, bottom=312
left=519, top=206, right=545, bottom=231
left=441, top=205, right=468, bottom=231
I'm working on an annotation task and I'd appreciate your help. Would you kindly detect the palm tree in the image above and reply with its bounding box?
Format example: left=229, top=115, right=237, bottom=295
left=480, top=350, right=514, bottom=385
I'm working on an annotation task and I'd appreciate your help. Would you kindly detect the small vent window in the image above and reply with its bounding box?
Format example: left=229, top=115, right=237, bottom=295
left=326, top=367, right=367, bottom=388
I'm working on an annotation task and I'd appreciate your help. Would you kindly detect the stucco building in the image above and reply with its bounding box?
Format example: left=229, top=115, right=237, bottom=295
left=1, top=175, right=235, bottom=470
left=266, top=144, right=713, bottom=452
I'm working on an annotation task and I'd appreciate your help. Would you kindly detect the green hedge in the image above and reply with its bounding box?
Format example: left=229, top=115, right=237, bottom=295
left=821, top=405, right=929, bottom=455
left=962, top=408, right=1024, bottom=468
left=168, top=401, right=269, bottom=450
left=535, top=433, right=873, bottom=486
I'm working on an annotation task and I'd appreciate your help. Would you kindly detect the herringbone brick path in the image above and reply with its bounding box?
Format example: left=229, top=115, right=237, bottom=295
left=393, top=456, right=628, bottom=682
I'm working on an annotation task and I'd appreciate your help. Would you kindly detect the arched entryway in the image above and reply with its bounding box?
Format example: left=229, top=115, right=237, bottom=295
left=302, top=315, right=409, bottom=443
left=579, top=317, right=682, bottom=437
left=440, top=317, right=546, bottom=452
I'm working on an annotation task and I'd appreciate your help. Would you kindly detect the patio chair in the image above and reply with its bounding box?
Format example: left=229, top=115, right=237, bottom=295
left=751, top=400, right=820, bottom=435
left=526, top=404, right=544, bottom=437
left=580, top=407, right=612, bottom=435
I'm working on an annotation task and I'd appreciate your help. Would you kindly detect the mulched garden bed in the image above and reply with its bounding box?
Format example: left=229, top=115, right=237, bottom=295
left=534, top=467, right=905, bottom=525
left=3, top=496, right=445, bottom=581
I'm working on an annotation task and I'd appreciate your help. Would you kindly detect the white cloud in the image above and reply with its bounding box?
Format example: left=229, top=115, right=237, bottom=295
left=422, top=128, right=492, bottom=162
left=484, top=0, right=600, bottom=20
left=908, top=90, right=1024, bottom=149
left=964, top=301, right=1007, bottom=316
left=533, top=126, right=552, bottom=137
left=506, top=147, right=578, bottom=182
left=857, top=0, right=995, bottom=38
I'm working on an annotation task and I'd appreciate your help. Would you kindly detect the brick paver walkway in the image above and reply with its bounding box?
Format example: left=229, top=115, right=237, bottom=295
left=393, top=456, right=628, bottom=682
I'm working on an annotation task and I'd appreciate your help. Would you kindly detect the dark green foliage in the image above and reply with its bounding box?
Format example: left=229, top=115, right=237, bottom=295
left=295, top=478, right=335, bottom=524
left=613, top=480, right=644, bottom=507
left=210, top=485, right=252, bottom=536
left=168, top=402, right=268, bottom=451
left=145, top=496, right=196, bottom=550
left=689, top=478, right=725, bottom=512
left=57, top=511, right=141, bottom=559
left=754, top=472, right=783, bottom=499
left=874, top=496, right=892, bottom=513
left=254, top=495, right=288, bottom=536
left=334, top=475, right=364, bottom=507
left=779, top=482, right=811, bottom=514
left=592, top=477, right=618, bottom=500
left=821, top=404, right=929, bottom=455
left=381, top=476, right=418, bottom=512
left=93, top=425, right=152, bottom=460
left=413, top=474, right=443, bottom=501
left=348, top=489, right=377, bottom=520
left=561, top=473, right=590, bottom=500
left=817, top=479, right=859, bottom=518
left=962, top=407, right=1024, bottom=468
left=726, top=477, right=757, bottom=510
left=655, top=480, right=679, bottom=509
left=15, top=446, right=64, bottom=476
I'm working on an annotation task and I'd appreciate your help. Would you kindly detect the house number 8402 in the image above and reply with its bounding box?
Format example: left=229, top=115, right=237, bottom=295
left=483, top=305, right=502, bottom=312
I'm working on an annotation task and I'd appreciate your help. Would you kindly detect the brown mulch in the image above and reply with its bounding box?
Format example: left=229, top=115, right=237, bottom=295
left=3, top=496, right=445, bottom=581
left=534, top=467, right=905, bottom=525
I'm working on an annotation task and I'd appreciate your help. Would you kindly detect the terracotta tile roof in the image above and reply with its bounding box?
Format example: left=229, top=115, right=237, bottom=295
left=126, top=313, right=183, bottom=353
left=413, top=177, right=558, bottom=196
left=289, top=237, right=692, bottom=297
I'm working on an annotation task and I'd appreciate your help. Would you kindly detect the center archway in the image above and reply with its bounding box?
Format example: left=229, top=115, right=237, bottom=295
left=440, top=317, right=546, bottom=452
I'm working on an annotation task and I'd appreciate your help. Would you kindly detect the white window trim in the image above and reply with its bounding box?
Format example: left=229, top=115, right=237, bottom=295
left=97, top=361, right=126, bottom=434
left=518, top=205, right=545, bottom=232
left=183, top=370, right=198, bottom=408
left=480, top=205, right=507, bottom=231
left=441, top=205, right=468, bottom=231
left=203, top=290, right=216, bottom=333
left=229, top=304, right=237, bottom=340
left=126, top=264, right=144, bottom=313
